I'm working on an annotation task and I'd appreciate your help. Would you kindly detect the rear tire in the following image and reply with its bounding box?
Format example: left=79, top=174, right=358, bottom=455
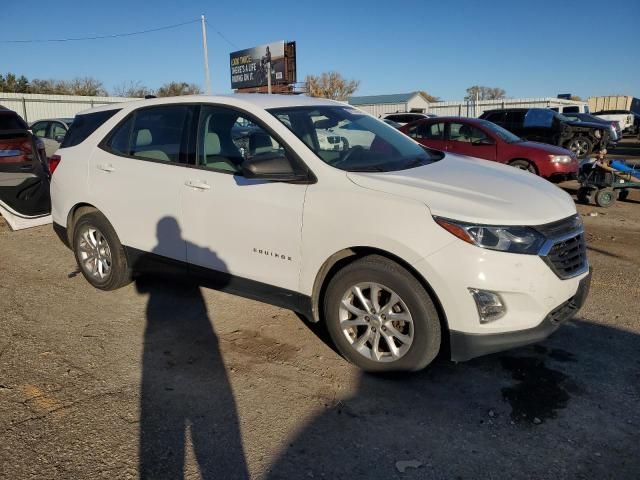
left=595, top=188, right=616, bottom=208
left=72, top=211, right=132, bottom=290
left=323, top=255, right=441, bottom=372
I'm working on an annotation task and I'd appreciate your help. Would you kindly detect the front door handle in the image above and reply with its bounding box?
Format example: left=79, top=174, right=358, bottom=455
left=97, top=163, right=115, bottom=173
left=185, top=180, right=211, bottom=191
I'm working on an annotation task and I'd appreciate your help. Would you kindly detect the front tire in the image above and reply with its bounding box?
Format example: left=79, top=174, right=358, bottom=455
left=72, top=211, right=132, bottom=290
left=509, top=159, right=537, bottom=174
left=323, top=255, right=441, bottom=372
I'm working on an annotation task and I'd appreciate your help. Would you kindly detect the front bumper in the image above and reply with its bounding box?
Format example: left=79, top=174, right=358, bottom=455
left=449, top=270, right=591, bottom=361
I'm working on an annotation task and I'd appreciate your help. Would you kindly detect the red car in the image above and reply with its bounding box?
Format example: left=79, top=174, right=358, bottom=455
left=400, top=116, right=578, bottom=182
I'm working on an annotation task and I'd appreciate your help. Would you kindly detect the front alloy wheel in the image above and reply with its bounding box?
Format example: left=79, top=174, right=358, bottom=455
left=339, top=282, right=414, bottom=362
left=324, top=255, right=441, bottom=372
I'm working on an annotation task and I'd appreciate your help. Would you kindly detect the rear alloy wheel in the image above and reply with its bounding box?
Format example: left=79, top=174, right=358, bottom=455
left=73, top=211, right=132, bottom=290
left=565, top=137, right=593, bottom=159
left=509, top=159, right=537, bottom=174
left=324, top=255, right=441, bottom=372
left=595, top=188, right=616, bottom=208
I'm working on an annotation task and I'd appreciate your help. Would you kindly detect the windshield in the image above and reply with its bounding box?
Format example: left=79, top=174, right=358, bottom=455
left=477, top=119, right=522, bottom=143
left=268, top=106, right=443, bottom=172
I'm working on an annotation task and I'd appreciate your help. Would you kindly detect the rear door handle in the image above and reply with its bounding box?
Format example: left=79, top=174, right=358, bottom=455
left=185, top=180, right=211, bottom=191
left=97, top=163, right=115, bottom=173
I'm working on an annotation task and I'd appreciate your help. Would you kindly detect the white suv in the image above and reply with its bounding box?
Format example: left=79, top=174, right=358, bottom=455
left=50, top=94, right=591, bottom=372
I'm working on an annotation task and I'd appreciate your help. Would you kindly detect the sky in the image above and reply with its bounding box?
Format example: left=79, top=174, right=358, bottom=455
left=1, top=0, right=638, bottom=101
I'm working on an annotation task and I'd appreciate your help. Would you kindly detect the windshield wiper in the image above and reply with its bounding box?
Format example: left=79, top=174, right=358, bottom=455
left=348, top=166, right=387, bottom=172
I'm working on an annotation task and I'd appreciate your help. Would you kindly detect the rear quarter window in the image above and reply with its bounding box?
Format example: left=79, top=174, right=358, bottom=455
left=61, top=109, right=120, bottom=148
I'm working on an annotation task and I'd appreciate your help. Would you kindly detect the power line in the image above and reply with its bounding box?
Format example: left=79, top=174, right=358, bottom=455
left=205, top=20, right=238, bottom=49
left=0, top=18, right=200, bottom=43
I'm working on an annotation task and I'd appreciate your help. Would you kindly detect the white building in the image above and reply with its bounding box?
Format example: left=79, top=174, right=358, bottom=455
left=347, top=92, right=431, bottom=118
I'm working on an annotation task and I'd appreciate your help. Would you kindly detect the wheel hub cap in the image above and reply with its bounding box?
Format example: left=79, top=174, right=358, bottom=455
left=339, top=282, right=414, bottom=363
left=77, top=226, right=112, bottom=279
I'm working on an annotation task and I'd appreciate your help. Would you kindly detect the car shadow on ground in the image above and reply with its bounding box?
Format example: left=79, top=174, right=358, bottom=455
left=135, top=217, right=249, bottom=480
left=265, top=316, right=640, bottom=479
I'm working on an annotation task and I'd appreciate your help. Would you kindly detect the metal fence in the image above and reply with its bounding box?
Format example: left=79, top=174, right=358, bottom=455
left=427, top=97, right=587, bottom=117
left=0, top=92, right=137, bottom=123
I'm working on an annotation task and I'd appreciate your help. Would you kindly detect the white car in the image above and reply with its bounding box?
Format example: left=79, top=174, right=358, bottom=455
left=50, top=94, right=591, bottom=372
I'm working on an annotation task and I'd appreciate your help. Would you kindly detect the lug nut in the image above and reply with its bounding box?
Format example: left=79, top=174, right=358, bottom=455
left=381, top=326, right=386, bottom=331
left=364, top=316, right=370, bottom=322
left=381, top=314, right=386, bottom=320
left=371, top=327, right=376, bottom=332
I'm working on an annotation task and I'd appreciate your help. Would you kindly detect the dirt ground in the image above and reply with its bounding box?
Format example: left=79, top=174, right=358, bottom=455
left=1, top=142, right=639, bottom=479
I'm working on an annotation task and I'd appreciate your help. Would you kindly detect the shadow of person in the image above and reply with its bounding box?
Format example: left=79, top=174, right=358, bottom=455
left=136, top=217, right=248, bottom=479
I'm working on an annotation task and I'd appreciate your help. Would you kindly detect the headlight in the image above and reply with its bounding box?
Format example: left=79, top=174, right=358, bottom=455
left=434, top=217, right=545, bottom=254
left=549, top=154, right=573, bottom=164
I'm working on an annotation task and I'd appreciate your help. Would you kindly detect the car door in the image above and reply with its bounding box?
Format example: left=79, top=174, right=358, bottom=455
left=504, top=111, right=526, bottom=138
left=89, top=104, right=196, bottom=263
left=522, top=109, right=556, bottom=144
left=405, top=121, right=447, bottom=151
left=446, top=122, right=497, bottom=160
left=181, top=104, right=307, bottom=292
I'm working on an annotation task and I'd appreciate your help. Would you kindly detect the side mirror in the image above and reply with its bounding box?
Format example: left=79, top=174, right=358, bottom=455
left=241, top=153, right=311, bottom=183
left=472, top=138, right=495, bottom=146
left=54, top=134, right=66, bottom=143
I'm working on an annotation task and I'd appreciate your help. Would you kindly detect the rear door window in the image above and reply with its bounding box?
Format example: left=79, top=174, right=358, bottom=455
left=104, top=105, right=195, bottom=164
left=505, top=111, right=526, bottom=128
left=31, top=122, right=49, bottom=138
left=563, top=106, right=580, bottom=113
left=62, top=109, right=120, bottom=147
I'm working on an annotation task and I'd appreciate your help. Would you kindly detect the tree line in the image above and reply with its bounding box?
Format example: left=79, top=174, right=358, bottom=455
left=304, top=72, right=508, bottom=103
left=0, top=72, right=202, bottom=97
left=2, top=70, right=511, bottom=103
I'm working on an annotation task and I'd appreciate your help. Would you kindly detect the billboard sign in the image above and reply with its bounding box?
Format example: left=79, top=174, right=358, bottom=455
left=230, top=41, right=291, bottom=89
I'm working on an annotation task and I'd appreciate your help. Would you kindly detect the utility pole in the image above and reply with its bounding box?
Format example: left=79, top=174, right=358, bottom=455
left=201, top=14, right=212, bottom=95
left=267, top=61, right=272, bottom=94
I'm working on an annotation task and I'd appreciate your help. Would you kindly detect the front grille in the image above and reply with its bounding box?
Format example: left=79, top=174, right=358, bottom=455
left=542, top=232, right=587, bottom=279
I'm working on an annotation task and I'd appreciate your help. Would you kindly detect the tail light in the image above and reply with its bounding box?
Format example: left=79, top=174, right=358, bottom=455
left=49, top=154, right=61, bottom=174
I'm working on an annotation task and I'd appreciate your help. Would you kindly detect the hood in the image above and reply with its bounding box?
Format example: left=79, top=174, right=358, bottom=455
left=515, top=140, right=574, bottom=156
left=566, top=120, right=607, bottom=130
left=347, top=153, right=577, bottom=225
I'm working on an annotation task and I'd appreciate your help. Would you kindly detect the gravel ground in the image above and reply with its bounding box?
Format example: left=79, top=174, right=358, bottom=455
left=1, top=141, right=639, bottom=480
